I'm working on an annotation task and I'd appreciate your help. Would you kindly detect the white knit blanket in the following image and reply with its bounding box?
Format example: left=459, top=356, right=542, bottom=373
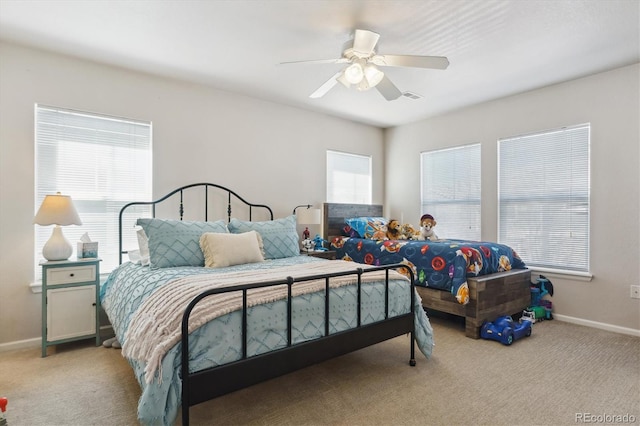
left=122, top=261, right=408, bottom=384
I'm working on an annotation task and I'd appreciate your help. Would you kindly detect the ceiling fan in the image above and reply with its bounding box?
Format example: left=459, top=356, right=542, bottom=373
left=282, top=29, right=449, bottom=101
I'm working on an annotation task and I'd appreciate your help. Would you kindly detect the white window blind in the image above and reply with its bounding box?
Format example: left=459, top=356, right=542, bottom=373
left=498, top=124, right=590, bottom=272
left=35, top=105, right=152, bottom=274
left=420, top=144, right=481, bottom=240
left=326, top=150, right=372, bottom=204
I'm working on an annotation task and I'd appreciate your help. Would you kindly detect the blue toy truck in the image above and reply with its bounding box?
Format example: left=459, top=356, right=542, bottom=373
left=480, top=315, right=532, bottom=345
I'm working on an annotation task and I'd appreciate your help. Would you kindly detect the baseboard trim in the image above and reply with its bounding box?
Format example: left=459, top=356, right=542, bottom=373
left=2, top=319, right=637, bottom=353
left=0, top=325, right=115, bottom=353
left=554, top=314, right=640, bottom=337
left=0, top=336, right=40, bottom=352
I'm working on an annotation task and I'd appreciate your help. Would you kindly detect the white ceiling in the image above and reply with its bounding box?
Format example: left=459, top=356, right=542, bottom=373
left=1, top=0, right=638, bottom=128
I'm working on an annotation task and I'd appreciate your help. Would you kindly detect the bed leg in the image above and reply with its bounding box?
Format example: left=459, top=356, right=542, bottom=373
left=409, top=330, right=416, bottom=366
left=182, top=407, right=189, bottom=426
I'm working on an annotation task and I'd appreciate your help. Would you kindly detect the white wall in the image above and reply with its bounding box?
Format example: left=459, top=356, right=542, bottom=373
left=2, top=40, right=637, bottom=346
left=385, top=64, right=640, bottom=333
left=0, top=42, right=384, bottom=346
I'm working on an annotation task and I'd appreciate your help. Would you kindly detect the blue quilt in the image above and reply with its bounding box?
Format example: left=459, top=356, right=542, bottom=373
left=101, top=256, right=434, bottom=425
left=331, top=237, right=527, bottom=304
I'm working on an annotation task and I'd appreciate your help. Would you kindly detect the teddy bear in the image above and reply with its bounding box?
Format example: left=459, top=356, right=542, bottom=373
left=417, top=214, right=438, bottom=241
left=386, top=219, right=404, bottom=240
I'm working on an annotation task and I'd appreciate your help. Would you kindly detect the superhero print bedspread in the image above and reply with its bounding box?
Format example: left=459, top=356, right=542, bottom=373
left=331, top=236, right=527, bottom=304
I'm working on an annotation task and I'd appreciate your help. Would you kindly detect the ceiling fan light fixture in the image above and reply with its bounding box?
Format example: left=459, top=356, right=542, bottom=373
left=356, top=78, right=370, bottom=91
left=289, top=29, right=449, bottom=100
left=343, top=62, right=364, bottom=84
left=336, top=72, right=351, bottom=88
left=364, top=64, right=384, bottom=88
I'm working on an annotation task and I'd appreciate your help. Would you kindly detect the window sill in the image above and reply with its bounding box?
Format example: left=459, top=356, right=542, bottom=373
left=30, top=281, right=42, bottom=294
left=528, top=267, right=593, bottom=282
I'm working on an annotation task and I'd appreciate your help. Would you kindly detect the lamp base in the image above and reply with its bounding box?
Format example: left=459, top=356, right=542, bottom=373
left=42, top=225, right=73, bottom=261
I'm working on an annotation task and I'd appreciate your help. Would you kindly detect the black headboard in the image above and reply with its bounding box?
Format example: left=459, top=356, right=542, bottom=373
left=322, top=202, right=383, bottom=241
left=119, top=183, right=273, bottom=264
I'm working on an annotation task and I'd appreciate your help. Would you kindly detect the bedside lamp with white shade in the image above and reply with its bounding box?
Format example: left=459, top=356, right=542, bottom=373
left=293, top=205, right=322, bottom=251
left=34, top=192, right=82, bottom=261
left=294, top=206, right=321, bottom=226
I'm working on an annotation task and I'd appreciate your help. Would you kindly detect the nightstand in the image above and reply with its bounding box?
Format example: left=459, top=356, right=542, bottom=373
left=301, top=250, right=336, bottom=260
left=41, top=258, right=101, bottom=357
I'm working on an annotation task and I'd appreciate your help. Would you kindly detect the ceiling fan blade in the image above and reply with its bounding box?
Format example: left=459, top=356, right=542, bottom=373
left=352, top=29, right=380, bottom=56
left=375, top=75, right=403, bottom=101
left=309, top=72, right=342, bottom=98
left=372, top=54, right=449, bottom=70
left=280, top=58, right=349, bottom=65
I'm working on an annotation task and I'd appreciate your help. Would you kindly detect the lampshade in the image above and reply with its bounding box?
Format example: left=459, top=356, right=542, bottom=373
left=296, top=208, right=321, bottom=225
left=34, top=192, right=82, bottom=261
left=34, top=193, right=82, bottom=226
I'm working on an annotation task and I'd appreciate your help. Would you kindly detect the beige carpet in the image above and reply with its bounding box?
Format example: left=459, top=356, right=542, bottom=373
left=1, top=316, right=639, bottom=426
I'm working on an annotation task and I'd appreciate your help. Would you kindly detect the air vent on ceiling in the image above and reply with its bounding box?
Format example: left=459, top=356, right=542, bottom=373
left=402, top=92, right=423, bottom=100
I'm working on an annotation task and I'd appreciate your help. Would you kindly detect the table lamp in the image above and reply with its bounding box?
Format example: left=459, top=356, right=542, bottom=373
left=295, top=206, right=321, bottom=227
left=293, top=205, right=322, bottom=251
left=34, top=192, right=82, bottom=261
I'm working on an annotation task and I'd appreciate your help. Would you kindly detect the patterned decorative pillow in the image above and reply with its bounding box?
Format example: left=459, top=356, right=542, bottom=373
left=228, top=215, right=299, bottom=259
left=136, top=218, right=228, bottom=268
left=345, top=217, right=388, bottom=239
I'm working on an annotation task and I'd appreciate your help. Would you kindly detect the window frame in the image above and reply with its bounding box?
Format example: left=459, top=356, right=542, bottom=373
left=326, top=150, right=372, bottom=204
left=419, top=143, right=482, bottom=241
left=497, top=123, right=591, bottom=276
left=34, top=104, right=153, bottom=276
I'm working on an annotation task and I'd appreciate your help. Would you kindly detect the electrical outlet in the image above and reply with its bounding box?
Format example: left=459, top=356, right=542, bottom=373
left=631, top=285, right=640, bottom=299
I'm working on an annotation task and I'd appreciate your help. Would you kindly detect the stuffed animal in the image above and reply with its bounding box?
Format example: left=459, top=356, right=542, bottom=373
left=401, top=223, right=420, bottom=240
left=418, top=214, right=438, bottom=241
left=386, top=219, right=403, bottom=240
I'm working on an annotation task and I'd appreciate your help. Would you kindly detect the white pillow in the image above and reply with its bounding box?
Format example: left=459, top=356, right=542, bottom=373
left=200, top=230, right=264, bottom=268
left=127, top=249, right=142, bottom=264
left=136, top=227, right=150, bottom=266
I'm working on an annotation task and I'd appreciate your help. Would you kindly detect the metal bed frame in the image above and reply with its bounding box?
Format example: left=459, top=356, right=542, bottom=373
left=118, top=182, right=273, bottom=264
left=117, top=183, right=417, bottom=425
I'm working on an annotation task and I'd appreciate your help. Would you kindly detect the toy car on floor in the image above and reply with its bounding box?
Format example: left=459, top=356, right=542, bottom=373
left=480, top=315, right=532, bottom=345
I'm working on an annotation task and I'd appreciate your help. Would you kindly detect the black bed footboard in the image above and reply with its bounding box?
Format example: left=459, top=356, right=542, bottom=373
left=180, top=264, right=416, bottom=425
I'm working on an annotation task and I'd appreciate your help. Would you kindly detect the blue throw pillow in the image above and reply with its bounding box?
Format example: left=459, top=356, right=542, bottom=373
left=136, top=218, right=228, bottom=268
left=228, top=215, right=299, bottom=259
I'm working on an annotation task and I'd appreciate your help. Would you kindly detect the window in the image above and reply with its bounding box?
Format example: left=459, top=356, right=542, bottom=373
left=326, top=150, right=372, bottom=204
left=498, top=124, right=590, bottom=273
left=35, top=105, right=152, bottom=274
left=420, top=144, right=481, bottom=240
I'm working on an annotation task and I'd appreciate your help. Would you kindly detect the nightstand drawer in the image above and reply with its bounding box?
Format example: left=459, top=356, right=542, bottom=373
left=46, top=264, right=96, bottom=286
